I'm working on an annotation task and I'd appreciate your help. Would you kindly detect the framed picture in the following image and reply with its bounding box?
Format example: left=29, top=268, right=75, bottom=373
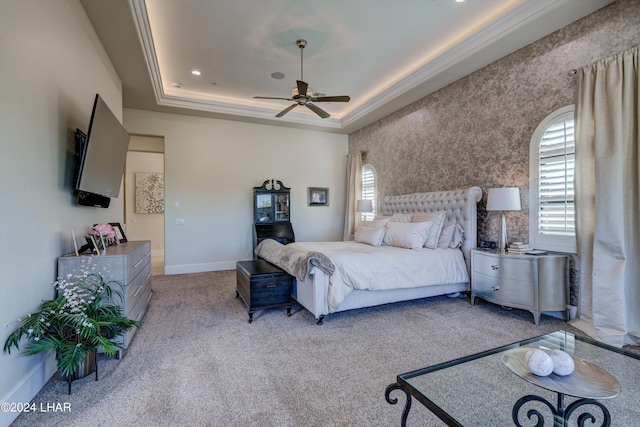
left=109, top=222, right=128, bottom=243
left=85, top=235, right=101, bottom=252
left=308, top=187, right=329, bottom=206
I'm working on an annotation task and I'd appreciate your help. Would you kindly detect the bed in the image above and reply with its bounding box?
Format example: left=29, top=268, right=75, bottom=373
left=256, top=186, right=482, bottom=324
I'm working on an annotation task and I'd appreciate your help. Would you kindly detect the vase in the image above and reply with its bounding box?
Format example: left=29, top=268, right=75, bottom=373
left=60, top=350, right=96, bottom=381
left=61, top=350, right=97, bottom=394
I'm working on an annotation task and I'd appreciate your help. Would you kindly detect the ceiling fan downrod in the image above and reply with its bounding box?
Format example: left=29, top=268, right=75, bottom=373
left=297, top=39, right=307, bottom=82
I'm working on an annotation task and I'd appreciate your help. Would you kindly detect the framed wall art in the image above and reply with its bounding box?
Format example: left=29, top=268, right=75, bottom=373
left=308, top=187, right=329, bottom=206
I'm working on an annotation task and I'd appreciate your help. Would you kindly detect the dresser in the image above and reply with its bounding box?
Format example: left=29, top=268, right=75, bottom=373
left=57, top=241, right=152, bottom=348
left=470, top=249, right=568, bottom=325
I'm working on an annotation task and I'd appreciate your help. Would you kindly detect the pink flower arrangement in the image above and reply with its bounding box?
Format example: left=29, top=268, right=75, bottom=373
left=90, top=223, right=117, bottom=245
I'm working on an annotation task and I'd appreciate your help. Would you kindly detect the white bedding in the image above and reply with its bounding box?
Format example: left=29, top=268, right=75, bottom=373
left=288, top=241, right=469, bottom=312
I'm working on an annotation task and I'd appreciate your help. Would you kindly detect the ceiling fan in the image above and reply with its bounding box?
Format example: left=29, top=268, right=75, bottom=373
left=253, top=39, right=350, bottom=119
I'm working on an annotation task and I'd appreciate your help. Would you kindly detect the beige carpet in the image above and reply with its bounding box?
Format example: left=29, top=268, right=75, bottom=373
left=10, top=271, right=637, bottom=426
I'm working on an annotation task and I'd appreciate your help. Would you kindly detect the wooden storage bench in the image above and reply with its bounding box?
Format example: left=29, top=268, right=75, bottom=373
left=236, top=259, right=293, bottom=323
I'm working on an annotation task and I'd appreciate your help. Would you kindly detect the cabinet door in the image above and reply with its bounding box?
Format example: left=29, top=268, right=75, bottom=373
left=274, top=193, right=290, bottom=221
left=256, top=193, right=274, bottom=222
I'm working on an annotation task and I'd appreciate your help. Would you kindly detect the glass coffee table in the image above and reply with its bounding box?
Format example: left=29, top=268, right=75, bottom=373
left=385, top=331, right=640, bottom=426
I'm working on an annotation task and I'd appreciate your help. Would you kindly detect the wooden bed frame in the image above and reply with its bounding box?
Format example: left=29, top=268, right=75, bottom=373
left=291, top=186, right=483, bottom=324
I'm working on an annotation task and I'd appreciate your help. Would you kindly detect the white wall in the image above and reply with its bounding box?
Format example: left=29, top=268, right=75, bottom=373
left=0, top=2, right=125, bottom=425
left=123, top=109, right=349, bottom=274
left=125, top=150, right=165, bottom=256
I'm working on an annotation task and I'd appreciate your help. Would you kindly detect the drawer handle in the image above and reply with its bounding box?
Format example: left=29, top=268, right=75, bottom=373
left=133, top=259, right=144, bottom=268
left=266, top=283, right=277, bottom=288
left=491, top=286, right=500, bottom=292
left=491, top=264, right=499, bottom=270
left=146, top=271, right=152, bottom=280
left=145, top=251, right=151, bottom=258
left=132, top=285, right=143, bottom=298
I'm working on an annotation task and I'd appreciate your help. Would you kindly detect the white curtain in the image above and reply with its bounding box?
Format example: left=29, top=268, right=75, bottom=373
left=342, top=152, right=362, bottom=241
left=572, top=45, right=640, bottom=347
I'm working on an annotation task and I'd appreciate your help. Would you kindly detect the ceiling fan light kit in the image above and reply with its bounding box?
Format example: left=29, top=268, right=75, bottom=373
left=253, top=39, right=350, bottom=119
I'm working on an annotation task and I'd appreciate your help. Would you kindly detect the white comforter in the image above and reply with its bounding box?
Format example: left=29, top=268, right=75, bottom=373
left=287, top=241, right=469, bottom=311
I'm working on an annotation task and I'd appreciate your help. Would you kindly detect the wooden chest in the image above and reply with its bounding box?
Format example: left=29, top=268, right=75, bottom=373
left=236, top=259, right=292, bottom=323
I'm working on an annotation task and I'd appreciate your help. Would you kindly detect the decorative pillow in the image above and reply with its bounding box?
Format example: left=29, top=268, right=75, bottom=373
left=437, top=221, right=456, bottom=249
left=359, top=217, right=391, bottom=229
left=390, top=213, right=413, bottom=223
left=414, top=211, right=446, bottom=249
left=382, top=221, right=430, bottom=250
left=355, top=226, right=386, bottom=247
left=412, top=211, right=439, bottom=223
left=450, top=223, right=465, bottom=249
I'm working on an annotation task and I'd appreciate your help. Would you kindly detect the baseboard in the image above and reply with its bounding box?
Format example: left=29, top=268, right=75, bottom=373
left=163, top=260, right=236, bottom=275
left=0, top=355, right=57, bottom=427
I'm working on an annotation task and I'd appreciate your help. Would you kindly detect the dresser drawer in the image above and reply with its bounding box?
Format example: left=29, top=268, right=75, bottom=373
left=472, top=253, right=534, bottom=280
left=127, top=242, right=151, bottom=284
left=122, top=283, right=152, bottom=348
left=125, top=261, right=151, bottom=316
left=472, top=272, right=535, bottom=308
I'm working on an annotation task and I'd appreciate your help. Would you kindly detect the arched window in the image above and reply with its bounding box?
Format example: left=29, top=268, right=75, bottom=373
left=361, top=164, right=376, bottom=221
left=529, top=105, right=576, bottom=253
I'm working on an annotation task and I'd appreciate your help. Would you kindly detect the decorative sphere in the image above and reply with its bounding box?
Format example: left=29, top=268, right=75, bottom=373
left=548, top=349, right=575, bottom=376
left=525, top=349, right=554, bottom=376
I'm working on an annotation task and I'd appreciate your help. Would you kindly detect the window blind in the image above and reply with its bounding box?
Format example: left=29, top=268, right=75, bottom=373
left=362, top=166, right=375, bottom=221
left=538, top=118, right=575, bottom=236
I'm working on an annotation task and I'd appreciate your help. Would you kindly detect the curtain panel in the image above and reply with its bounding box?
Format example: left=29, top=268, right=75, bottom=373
left=572, top=45, right=640, bottom=347
left=342, top=152, right=362, bottom=241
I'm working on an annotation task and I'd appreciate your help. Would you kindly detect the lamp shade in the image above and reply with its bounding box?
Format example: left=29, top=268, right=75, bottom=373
left=486, top=188, right=521, bottom=211
left=356, top=199, right=373, bottom=213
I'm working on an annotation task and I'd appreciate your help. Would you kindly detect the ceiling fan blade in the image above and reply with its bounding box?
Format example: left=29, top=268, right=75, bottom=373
left=306, top=103, right=330, bottom=119
left=296, top=80, right=308, bottom=97
left=275, top=103, right=298, bottom=118
left=254, top=96, right=293, bottom=100
left=313, top=95, right=351, bottom=103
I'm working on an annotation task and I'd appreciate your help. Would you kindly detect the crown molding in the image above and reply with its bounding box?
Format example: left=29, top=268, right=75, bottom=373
left=129, top=0, right=609, bottom=132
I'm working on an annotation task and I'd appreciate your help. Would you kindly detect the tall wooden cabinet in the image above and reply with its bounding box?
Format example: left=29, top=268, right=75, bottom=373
left=253, top=179, right=295, bottom=249
left=57, top=241, right=152, bottom=349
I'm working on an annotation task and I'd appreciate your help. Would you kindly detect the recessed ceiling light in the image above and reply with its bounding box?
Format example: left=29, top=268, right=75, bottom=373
left=455, top=0, right=465, bottom=2
left=191, top=70, right=202, bottom=76
left=271, top=72, right=285, bottom=80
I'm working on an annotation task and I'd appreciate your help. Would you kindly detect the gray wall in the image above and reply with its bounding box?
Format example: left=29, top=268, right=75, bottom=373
left=348, top=0, right=640, bottom=246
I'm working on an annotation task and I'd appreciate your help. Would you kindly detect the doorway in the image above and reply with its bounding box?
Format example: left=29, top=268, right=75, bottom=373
left=125, top=135, right=165, bottom=275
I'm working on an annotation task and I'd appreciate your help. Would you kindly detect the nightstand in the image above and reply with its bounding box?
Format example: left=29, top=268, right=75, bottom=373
left=236, top=259, right=292, bottom=323
left=470, top=249, right=568, bottom=325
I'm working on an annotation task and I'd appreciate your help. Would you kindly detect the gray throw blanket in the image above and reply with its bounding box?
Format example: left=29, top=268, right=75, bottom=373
left=254, top=239, right=335, bottom=282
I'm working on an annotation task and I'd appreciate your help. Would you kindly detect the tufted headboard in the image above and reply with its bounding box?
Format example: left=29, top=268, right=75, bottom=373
left=379, top=187, right=482, bottom=272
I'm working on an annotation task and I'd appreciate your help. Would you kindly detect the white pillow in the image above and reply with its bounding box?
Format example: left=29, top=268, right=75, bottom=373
left=437, top=221, right=456, bottom=249
left=355, top=226, right=386, bottom=246
left=437, top=221, right=465, bottom=249
left=414, top=212, right=446, bottom=248
left=450, top=223, right=464, bottom=249
left=382, top=222, right=430, bottom=250
left=359, top=217, right=391, bottom=229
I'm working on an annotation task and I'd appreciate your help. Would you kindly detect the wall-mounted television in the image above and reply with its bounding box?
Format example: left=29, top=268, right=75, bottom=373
left=74, top=94, right=130, bottom=207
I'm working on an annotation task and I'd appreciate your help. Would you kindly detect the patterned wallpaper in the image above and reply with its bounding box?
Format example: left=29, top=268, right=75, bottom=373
left=349, top=0, right=640, bottom=249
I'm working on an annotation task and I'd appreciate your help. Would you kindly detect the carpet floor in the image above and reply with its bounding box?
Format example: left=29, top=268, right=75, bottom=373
left=10, top=270, right=636, bottom=426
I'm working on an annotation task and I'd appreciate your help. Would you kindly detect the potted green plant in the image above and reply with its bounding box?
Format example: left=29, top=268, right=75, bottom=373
left=3, top=261, right=141, bottom=391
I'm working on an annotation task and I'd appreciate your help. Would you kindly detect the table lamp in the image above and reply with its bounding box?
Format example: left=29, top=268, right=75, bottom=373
left=356, top=199, right=373, bottom=214
left=486, top=187, right=521, bottom=251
